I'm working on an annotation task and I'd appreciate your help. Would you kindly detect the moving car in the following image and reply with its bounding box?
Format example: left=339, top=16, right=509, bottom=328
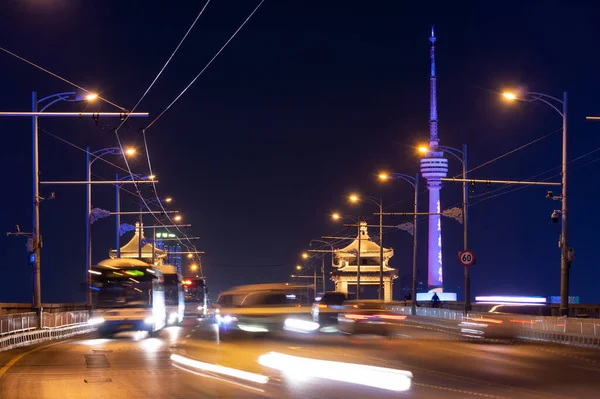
left=337, top=300, right=407, bottom=336
left=311, top=291, right=347, bottom=332
left=213, top=283, right=314, bottom=338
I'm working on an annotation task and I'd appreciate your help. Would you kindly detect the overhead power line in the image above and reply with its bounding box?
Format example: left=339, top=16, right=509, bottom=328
left=145, top=0, right=266, bottom=130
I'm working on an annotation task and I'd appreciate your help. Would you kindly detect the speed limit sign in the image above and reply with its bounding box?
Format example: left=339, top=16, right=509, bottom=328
left=459, top=250, right=475, bottom=266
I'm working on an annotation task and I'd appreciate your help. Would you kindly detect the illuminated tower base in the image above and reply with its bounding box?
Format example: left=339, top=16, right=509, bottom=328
left=420, top=157, right=448, bottom=291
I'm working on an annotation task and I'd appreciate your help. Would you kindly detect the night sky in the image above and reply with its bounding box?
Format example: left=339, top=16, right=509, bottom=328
left=2, top=1, right=600, bottom=304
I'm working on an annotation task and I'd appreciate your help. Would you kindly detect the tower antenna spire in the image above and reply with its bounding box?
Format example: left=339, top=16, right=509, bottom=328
left=429, top=25, right=438, bottom=145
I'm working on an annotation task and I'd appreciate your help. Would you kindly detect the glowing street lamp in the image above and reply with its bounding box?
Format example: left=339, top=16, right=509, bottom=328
left=86, top=145, right=137, bottom=306
left=349, top=194, right=359, bottom=202
left=165, top=197, right=173, bottom=203
left=501, top=88, right=570, bottom=316
left=417, top=145, right=429, bottom=154
left=173, top=215, right=182, bottom=222
left=296, top=265, right=302, bottom=271
left=331, top=213, right=341, bottom=220
left=302, top=253, right=309, bottom=259
left=378, top=173, right=389, bottom=181
left=85, top=93, right=99, bottom=101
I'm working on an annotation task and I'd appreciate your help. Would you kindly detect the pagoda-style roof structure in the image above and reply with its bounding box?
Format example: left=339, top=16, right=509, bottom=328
left=109, top=223, right=167, bottom=264
left=331, top=221, right=397, bottom=301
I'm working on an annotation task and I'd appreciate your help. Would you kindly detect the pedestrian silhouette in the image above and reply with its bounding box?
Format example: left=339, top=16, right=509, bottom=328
left=432, top=292, right=440, bottom=308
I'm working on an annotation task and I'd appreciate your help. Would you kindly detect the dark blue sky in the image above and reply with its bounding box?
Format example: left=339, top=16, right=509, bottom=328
left=2, top=1, right=600, bottom=303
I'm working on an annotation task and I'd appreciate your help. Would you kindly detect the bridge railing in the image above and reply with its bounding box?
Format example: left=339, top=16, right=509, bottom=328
left=0, top=310, right=90, bottom=336
left=41, top=311, right=89, bottom=328
left=0, top=312, right=37, bottom=336
left=388, top=305, right=600, bottom=339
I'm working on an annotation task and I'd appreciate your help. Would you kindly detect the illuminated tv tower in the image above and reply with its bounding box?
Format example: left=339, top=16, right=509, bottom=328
left=420, top=26, right=448, bottom=292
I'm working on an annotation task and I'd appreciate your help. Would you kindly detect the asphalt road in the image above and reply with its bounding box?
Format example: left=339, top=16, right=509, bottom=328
left=1, top=319, right=600, bottom=398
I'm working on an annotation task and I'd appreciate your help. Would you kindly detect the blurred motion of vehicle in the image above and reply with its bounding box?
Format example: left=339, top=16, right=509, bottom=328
left=89, top=258, right=166, bottom=337
left=182, top=277, right=208, bottom=317
left=459, top=301, right=552, bottom=340
left=338, top=300, right=407, bottom=336
left=155, top=264, right=184, bottom=325
left=213, top=283, right=314, bottom=338
left=312, top=291, right=347, bottom=332
left=458, top=314, right=522, bottom=340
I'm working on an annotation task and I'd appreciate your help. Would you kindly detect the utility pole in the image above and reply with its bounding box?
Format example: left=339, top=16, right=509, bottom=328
left=313, top=265, right=317, bottom=299
left=116, top=173, right=121, bottom=258
left=378, top=200, right=384, bottom=300
left=85, top=146, right=92, bottom=307
left=356, top=218, right=361, bottom=300
left=138, top=198, right=143, bottom=259
left=321, top=255, right=325, bottom=293
left=31, top=92, right=42, bottom=315
left=462, top=144, right=470, bottom=313
left=0, top=94, right=148, bottom=319
left=411, top=175, right=419, bottom=316
left=560, top=92, right=569, bottom=317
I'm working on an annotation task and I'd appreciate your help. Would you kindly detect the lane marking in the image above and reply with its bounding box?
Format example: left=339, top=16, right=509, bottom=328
left=0, top=339, right=72, bottom=378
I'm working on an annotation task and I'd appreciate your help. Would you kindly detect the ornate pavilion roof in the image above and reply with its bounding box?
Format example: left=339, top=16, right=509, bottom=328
left=109, top=223, right=167, bottom=261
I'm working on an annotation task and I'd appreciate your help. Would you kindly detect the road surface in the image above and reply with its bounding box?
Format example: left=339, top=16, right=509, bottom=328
left=1, top=319, right=600, bottom=398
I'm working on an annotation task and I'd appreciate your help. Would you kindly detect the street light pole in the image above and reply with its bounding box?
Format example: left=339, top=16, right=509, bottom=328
left=378, top=172, right=419, bottom=314
left=378, top=199, right=384, bottom=300
left=3, top=92, right=146, bottom=315
left=31, top=92, right=41, bottom=313
left=411, top=175, right=419, bottom=316
left=426, top=144, right=469, bottom=313
left=116, top=173, right=121, bottom=258
left=138, top=198, right=143, bottom=259
left=85, top=146, right=92, bottom=307
left=321, top=255, right=325, bottom=293
left=357, top=217, right=361, bottom=300
left=560, top=91, right=569, bottom=317
left=309, top=239, right=334, bottom=293
left=462, top=144, right=470, bottom=313
left=503, top=90, right=569, bottom=316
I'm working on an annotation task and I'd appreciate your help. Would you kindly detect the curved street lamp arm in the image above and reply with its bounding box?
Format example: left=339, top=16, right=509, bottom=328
left=390, top=173, right=417, bottom=189
left=527, top=91, right=563, bottom=104
left=89, top=147, right=122, bottom=166
left=362, top=196, right=382, bottom=207
left=524, top=92, right=564, bottom=118
left=37, top=92, right=76, bottom=105
left=437, top=146, right=464, bottom=164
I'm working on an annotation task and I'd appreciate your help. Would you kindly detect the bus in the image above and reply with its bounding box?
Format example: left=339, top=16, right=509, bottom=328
left=182, top=277, right=207, bottom=316
left=89, top=258, right=166, bottom=337
left=155, top=264, right=184, bottom=325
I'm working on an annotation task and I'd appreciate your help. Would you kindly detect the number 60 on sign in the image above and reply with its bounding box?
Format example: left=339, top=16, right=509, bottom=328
left=459, top=250, right=475, bottom=266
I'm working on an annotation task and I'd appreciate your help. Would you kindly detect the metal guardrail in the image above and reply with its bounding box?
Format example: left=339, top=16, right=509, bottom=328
left=41, top=310, right=89, bottom=328
left=0, top=310, right=90, bottom=336
left=0, top=312, right=37, bottom=335
left=388, top=305, right=600, bottom=344
left=0, top=323, right=95, bottom=352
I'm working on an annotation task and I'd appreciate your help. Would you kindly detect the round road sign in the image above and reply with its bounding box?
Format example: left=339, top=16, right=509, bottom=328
left=459, top=250, right=475, bottom=266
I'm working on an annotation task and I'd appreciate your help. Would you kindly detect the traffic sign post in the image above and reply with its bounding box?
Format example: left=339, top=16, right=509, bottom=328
left=459, top=250, right=475, bottom=267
